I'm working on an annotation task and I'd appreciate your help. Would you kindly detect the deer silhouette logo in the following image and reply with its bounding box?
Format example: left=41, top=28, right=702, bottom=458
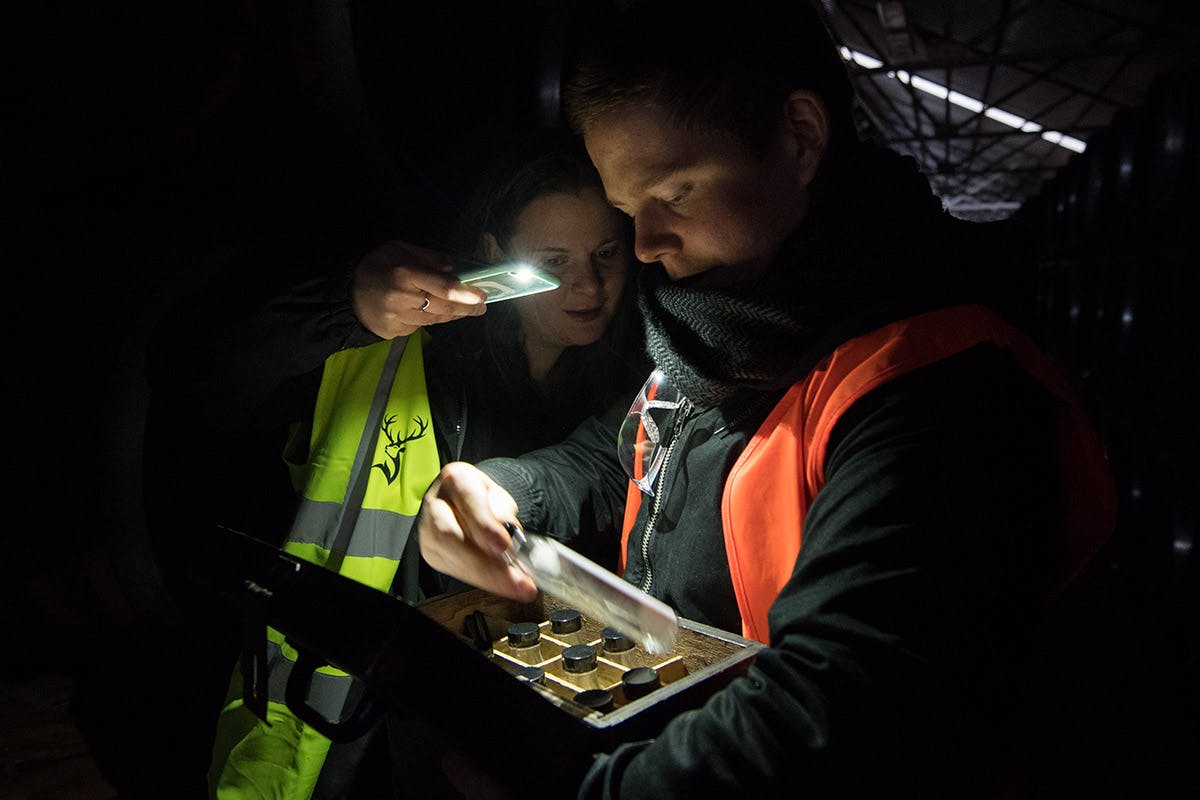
left=372, top=414, right=429, bottom=485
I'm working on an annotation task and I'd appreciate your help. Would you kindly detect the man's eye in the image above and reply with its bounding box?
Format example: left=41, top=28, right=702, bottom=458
left=540, top=255, right=570, bottom=271
left=665, top=185, right=692, bottom=206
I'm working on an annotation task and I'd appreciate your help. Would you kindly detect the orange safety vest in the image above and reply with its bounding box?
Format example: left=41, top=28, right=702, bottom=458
left=620, top=305, right=1116, bottom=644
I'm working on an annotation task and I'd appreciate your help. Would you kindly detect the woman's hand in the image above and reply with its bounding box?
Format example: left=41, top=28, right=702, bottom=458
left=350, top=240, right=487, bottom=338
left=418, top=462, right=538, bottom=601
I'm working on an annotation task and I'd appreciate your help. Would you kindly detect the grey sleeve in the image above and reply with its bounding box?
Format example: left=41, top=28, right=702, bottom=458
left=476, top=396, right=631, bottom=565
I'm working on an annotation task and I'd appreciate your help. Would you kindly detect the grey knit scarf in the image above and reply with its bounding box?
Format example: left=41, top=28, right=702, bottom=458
left=639, top=144, right=953, bottom=408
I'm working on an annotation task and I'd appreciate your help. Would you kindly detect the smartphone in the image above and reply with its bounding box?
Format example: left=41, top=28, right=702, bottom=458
left=456, top=261, right=561, bottom=304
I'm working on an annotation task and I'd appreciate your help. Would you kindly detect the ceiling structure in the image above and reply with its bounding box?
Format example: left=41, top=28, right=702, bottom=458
left=816, top=0, right=1200, bottom=220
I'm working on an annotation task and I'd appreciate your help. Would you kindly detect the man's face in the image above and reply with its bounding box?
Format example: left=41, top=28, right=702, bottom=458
left=585, top=102, right=812, bottom=286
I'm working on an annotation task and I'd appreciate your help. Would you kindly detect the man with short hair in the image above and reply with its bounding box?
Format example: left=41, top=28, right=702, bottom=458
left=418, top=1, right=1115, bottom=796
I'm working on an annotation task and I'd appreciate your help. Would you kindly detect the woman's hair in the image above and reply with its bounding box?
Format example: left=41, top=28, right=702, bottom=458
left=563, top=0, right=858, bottom=158
left=456, top=130, right=647, bottom=443
left=463, top=133, right=609, bottom=258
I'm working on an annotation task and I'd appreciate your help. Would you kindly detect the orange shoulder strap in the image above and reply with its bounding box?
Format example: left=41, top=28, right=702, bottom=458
left=722, top=304, right=1115, bottom=643
left=618, top=482, right=641, bottom=575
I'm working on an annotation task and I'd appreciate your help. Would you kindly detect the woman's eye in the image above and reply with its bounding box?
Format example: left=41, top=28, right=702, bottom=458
left=540, top=255, right=570, bottom=271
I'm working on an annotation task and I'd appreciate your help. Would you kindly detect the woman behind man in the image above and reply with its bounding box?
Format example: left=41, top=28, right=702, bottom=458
left=428, top=132, right=645, bottom=460
left=84, top=131, right=647, bottom=799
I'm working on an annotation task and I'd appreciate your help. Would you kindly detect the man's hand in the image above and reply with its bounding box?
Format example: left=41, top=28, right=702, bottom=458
left=418, top=463, right=538, bottom=601
left=351, top=240, right=487, bottom=339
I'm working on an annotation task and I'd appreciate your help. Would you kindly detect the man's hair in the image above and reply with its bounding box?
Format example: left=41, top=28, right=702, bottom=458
left=563, top=0, right=857, bottom=156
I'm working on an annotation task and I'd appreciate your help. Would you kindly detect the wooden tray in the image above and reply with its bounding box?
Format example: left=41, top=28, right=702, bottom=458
left=191, top=526, right=762, bottom=792
left=416, top=588, right=763, bottom=739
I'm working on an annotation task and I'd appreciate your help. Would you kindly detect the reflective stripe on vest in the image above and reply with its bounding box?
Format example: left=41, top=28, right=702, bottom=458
left=720, top=304, right=1116, bottom=643
left=211, top=333, right=441, bottom=800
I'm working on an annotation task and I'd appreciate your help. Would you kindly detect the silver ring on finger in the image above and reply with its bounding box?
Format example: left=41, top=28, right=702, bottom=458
left=419, top=293, right=431, bottom=312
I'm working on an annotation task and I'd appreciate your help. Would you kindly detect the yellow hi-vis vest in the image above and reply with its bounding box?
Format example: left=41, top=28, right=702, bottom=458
left=208, top=333, right=440, bottom=800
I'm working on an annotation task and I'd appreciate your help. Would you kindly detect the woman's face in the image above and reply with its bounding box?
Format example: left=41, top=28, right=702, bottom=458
left=505, top=187, right=630, bottom=353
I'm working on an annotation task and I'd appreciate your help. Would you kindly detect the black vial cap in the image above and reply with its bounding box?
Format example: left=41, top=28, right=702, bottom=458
left=562, top=644, right=598, bottom=673
left=601, top=627, right=634, bottom=653
left=463, top=610, right=492, bottom=652
left=574, top=689, right=614, bottom=712
left=507, top=621, right=540, bottom=648
left=549, top=608, right=583, bottom=634
left=515, top=665, right=545, bottom=684
left=621, top=667, right=661, bottom=700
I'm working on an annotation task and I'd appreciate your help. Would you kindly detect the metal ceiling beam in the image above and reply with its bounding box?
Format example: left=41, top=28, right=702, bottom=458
left=926, top=10, right=1140, bottom=195
left=825, top=0, right=1200, bottom=216
left=887, top=125, right=1105, bottom=143
left=842, top=18, right=1119, bottom=200
left=1027, top=51, right=1135, bottom=175
left=940, top=201, right=1022, bottom=211
left=850, top=40, right=1200, bottom=74
left=1051, top=0, right=1161, bottom=31
left=960, top=0, right=1015, bottom=184
left=962, top=0, right=1037, bottom=49
left=954, top=1, right=1176, bottom=194
left=837, top=1, right=943, bottom=165
left=933, top=165, right=1061, bottom=176
left=941, top=2, right=954, bottom=166
left=1023, top=2, right=1176, bottom=177
left=837, top=0, right=1139, bottom=108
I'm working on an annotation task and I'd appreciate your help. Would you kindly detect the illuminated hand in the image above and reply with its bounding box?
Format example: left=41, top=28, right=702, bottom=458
left=418, top=462, right=539, bottom=602
left=351, top=240, right=486, bottom=338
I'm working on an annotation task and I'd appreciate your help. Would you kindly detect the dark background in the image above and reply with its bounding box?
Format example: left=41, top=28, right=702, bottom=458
left=3, top=0, right=1196, bottom=796
left=5, top=0, right=568, bottom=667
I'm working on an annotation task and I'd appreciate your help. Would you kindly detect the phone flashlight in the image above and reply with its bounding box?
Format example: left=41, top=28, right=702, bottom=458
left=456, top=261, right=561, bottom=303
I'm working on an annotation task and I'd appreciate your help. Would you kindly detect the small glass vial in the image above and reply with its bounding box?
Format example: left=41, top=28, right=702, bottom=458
left=544, top=607, right=605, bottom=648
left=561, top=643, right=602, bottom=690
left=573, top=688, right=614, bottom=713
left=601, top=627, right=634, bottom=656
left=503, top=621, right=550, bottom=664
left=600, top=626, right=658, bottom=668
left=550, top=608, right=582, bottom=635
left=621, top=666, right=661, bottom=701
left=548, top=608, right=594, bottom=647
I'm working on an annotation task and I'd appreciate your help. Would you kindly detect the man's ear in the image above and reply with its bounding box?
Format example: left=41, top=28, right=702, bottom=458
left=782, top=89, right=830, bottom=187
left=482, top=232, right=504, bottom=263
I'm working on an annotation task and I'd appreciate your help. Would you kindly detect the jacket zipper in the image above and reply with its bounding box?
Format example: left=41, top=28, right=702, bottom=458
left=637, top=402, right=691, bottom=594
left=454, top=383, right=467, bottom=461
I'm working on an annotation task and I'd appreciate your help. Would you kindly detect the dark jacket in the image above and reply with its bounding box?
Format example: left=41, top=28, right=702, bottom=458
left=480, top=330, right=1066, bottom=796
left=470, top=148, right=1112, bottom=797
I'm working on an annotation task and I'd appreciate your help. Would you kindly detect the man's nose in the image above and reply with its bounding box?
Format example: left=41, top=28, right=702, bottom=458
left=633, top=207, right=681, bottom=264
